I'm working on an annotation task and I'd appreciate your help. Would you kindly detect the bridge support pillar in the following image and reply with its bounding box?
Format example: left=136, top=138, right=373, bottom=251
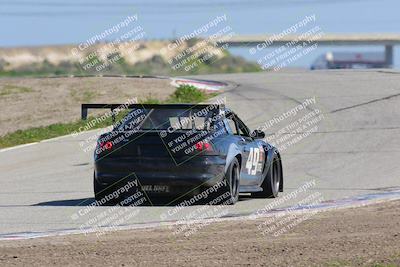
left=385, top=45, right=393, bottom=68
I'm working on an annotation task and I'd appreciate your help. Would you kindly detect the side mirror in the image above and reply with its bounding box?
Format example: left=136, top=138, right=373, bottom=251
left=251, top=129, right=265, bottom=139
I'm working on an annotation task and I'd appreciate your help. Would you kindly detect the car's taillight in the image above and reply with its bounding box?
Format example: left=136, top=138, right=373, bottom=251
left=100, top=141, right=113, bottom=151
left=195, top=141, right=213, bottom=152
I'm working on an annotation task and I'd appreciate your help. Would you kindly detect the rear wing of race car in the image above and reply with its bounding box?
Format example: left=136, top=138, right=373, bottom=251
left=81, top=103, right=225, bottom=123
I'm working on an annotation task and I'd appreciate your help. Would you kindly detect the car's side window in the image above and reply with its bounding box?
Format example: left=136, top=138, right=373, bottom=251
left=235, top=117, right=251, bottom=137
left=226, top=117, right=239, bottom=135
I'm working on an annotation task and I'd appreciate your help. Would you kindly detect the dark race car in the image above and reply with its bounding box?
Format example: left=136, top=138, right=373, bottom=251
left=84, top=103, right=283, bottom=205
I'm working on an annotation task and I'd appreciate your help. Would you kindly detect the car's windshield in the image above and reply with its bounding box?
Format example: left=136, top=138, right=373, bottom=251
left=116, top=107, right=219, bottom=131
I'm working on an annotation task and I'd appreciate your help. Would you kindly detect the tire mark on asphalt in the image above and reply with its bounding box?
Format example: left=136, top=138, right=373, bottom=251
left=330, top=92, right=400, bottom=113
left=283, top=150, right=400, bottom=154
left=227, top=84, right=317, bottom=125
left=265, top=126, right=400, bottom=135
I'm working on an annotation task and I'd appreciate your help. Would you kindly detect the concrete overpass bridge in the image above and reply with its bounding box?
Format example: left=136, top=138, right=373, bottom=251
left=217, top=34, right=400, bottom=66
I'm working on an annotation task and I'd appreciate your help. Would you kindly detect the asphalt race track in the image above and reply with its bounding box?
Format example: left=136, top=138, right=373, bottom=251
left=1, top=70, right=400, bottom=238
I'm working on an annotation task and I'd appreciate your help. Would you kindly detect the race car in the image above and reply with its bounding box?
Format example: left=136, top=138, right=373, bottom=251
left=84, top=103, right=283, bottom=205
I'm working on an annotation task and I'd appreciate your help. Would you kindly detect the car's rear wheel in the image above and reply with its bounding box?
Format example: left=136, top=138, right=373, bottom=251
left=220, top=157, right=240, bottom=205
left=93, top=172, right=117, bottom=206
left=253, top=156, right=280, bottom=198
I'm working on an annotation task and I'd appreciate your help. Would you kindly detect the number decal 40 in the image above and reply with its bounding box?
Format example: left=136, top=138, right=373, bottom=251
left=246, top=147, right=262, bottom=175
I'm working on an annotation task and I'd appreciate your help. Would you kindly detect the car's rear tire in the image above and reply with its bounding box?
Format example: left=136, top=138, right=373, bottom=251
left=93, top=172, right=117, bottom=206
left=252, top=156, right=280, bottom=198
left=218, top=157, right=240, bottom=205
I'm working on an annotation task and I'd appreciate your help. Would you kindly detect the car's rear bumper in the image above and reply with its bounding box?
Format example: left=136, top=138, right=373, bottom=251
left=94, top=155, right=226, bottom=195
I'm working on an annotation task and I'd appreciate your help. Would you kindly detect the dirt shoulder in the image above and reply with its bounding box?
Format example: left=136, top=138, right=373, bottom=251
left=0, top=77, right=175, bottom=136
left=0, top=200, right=399, bottom=266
